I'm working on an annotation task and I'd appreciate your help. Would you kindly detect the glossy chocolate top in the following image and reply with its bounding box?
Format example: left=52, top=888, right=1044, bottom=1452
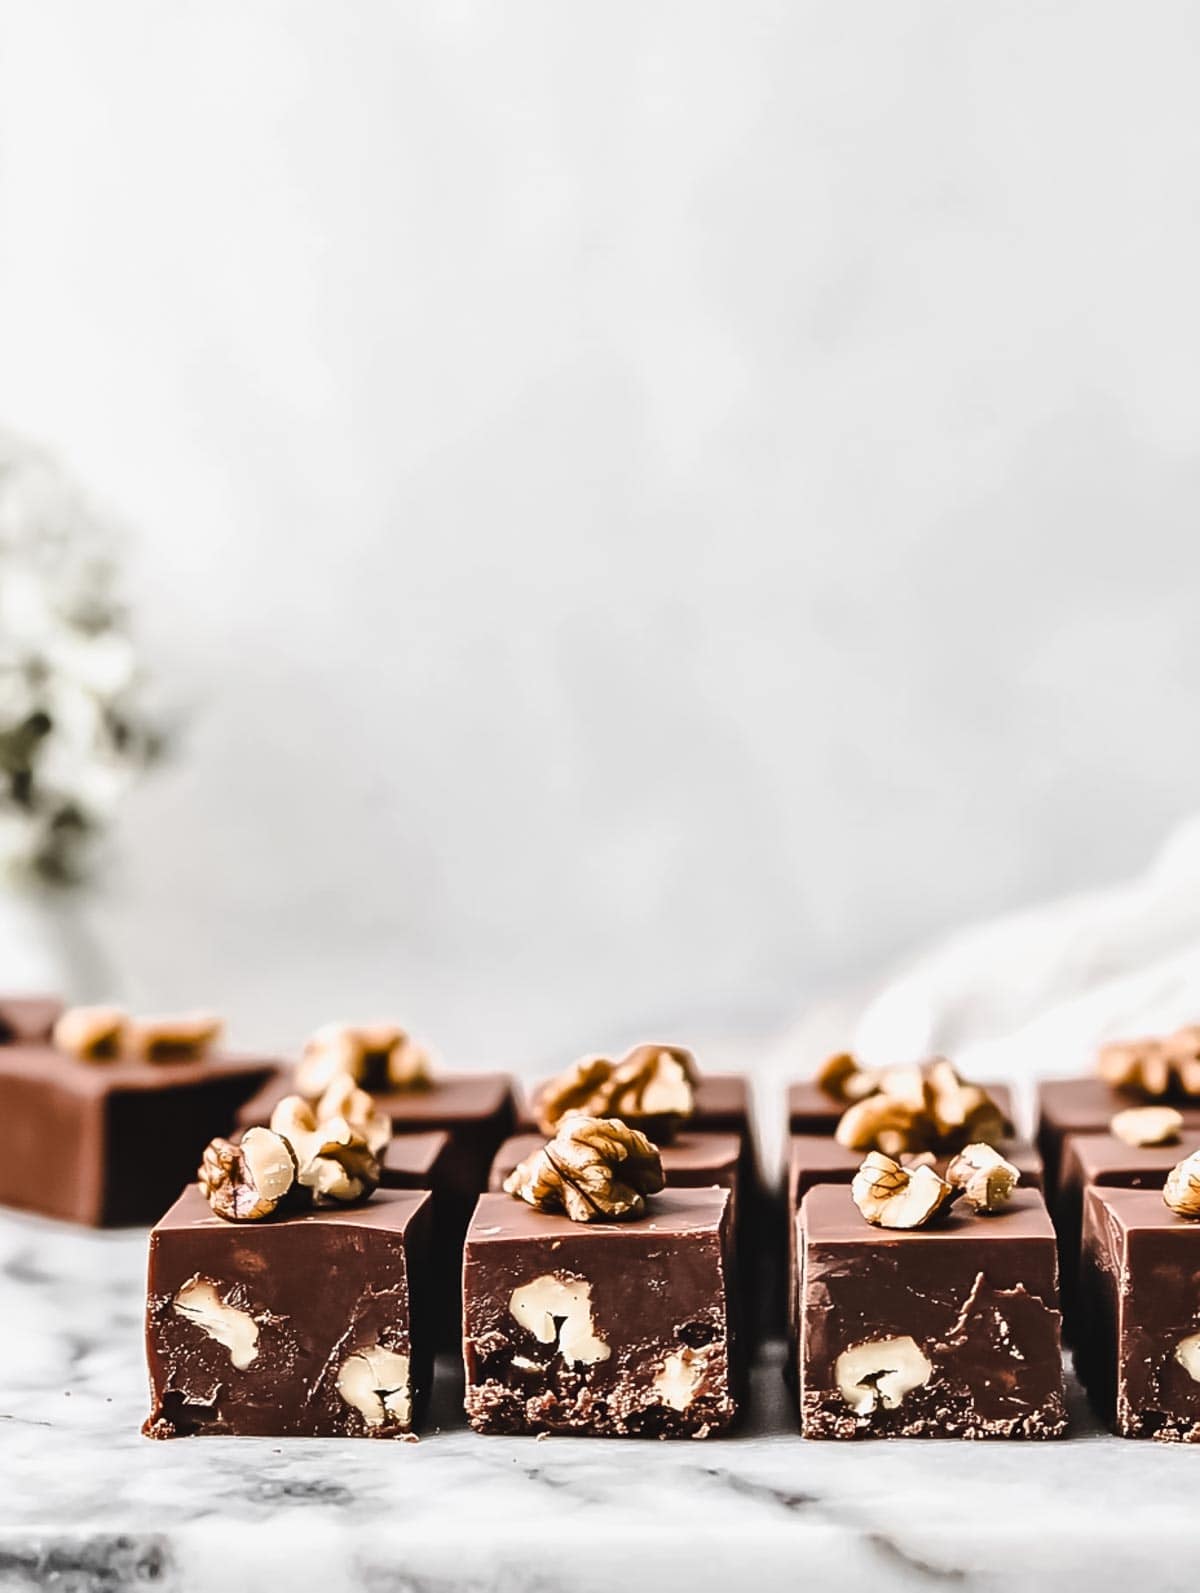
left=1038, top=1076, right=1200, bottom=1133
left=1085, top=1184, right=1200, bottom=1242
left=799, top=1182, right=1055, bottom=1246
left=488, top=1130, right=741, bottom=1193
left=468, top=1186, right=730, bottom=1245
left=157, top=1180, right=428, bottom=1235
left=1062, top=1129, right=1200, bottom=1191
left=0, top=1041, right=280, bottom=1096
left=382, top=1131, right=453, bottom=1182
left=787, top=1132, right=1042, bottom=1208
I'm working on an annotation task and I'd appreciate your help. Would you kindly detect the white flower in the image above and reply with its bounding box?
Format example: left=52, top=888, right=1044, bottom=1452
left=0, top=430, right=159, bottom=883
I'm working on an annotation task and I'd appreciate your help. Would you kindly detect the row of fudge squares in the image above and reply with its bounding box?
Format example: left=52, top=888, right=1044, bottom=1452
left=784, top=1042, right=1200, bottom=1440
left=143, top=1048, right=1034, bottom=1442
left=0, top=997, right=754, bottom=1228
left=146, top=1116, right=742, bottom=1440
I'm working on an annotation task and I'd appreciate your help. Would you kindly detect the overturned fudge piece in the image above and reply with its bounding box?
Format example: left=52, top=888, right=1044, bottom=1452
left=1037, top=1078, right=1200, bottom=1201
left=1077, top=1184, right=1200, bottom=1440
left=796, top=1182, right=1066, bottom=1438
left=0, top=994, right=63, bottom=1044
left=0, top=1009, right=280, bottom=1226
left=143, top=1183, right=432, bottom=1438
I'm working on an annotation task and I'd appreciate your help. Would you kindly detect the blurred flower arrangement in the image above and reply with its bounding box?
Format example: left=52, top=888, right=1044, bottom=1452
left=0, top=431, right=162, bottom=887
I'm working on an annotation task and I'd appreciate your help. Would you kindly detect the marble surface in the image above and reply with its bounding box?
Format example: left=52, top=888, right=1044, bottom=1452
left=3, top=1210, right=1200, bottom=1592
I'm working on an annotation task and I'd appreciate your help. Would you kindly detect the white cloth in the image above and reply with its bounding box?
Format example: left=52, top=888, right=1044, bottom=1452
left=766, top=818, right=1200, bottom=1153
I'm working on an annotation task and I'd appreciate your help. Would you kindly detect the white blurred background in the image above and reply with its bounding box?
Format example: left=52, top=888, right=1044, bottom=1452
left=2, top=1, right=1200, bottom=1065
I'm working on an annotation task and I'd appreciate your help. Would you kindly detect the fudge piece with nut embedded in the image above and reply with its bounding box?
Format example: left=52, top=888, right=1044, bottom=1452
left=1076, top=1185, right=1200, bottom=1440
left=783, top=1133, right=1043, bottom=1348
left=143, top=1184, right=432, bottom=1438
left=462, top=1188, right=740, bottom=1437
left=796, top=1183, right=1066, bottom=1438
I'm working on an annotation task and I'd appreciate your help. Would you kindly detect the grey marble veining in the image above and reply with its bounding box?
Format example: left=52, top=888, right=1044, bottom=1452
left=3, top=1209, right=1200, bottom=1591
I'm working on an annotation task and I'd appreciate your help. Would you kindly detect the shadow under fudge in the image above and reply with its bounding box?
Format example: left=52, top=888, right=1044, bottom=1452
left=0, top=1041, right=281, bottom=1226
left=1076, top=1186, right=1200, bottom=1441
left=144, top=1184, right=433, bottom=1439
left=796, top=1184, right=1066, bottom=1439
left=463, top=1187, right=740, bottom=1438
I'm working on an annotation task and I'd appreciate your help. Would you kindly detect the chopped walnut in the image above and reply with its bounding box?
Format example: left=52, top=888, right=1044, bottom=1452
left=1098, top=1025, right=1200, bottom=1100
left=533, top=1058, right=615, bottom=1135
left=603, top=1044, right=696, bottom=1121
left=125, top=1012, right=223, bottom=1061
left=944, top=1142, right=1020, bottom=1213
left=267, top=1095, right=382, bottom=1205
left=504, top=1115, right=664, bottom=1222
left=1110, top=1105, right=1183, bottom=1148
left=534, top=1044, right=696, bottom=1138
left=295, top=1020, right=431, bottom=1099
left=315, top=1074, right=392, bottom=1157
left=815, top=1051, right=881, bottom=1103
left=850, top=1150, right=956, bottom=1229
left=1164, top=1149, right=1200, bottom=1218
left=52, top=1005, right=128, bottom=1062
left=198, top=1129, right=297, bottom=1221
left=293, top=1116, right=381, bottom=1205
left=834, top=1056, right=1005, bottom=1156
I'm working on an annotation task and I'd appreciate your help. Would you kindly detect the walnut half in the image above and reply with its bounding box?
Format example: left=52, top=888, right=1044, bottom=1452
left=504, top=1115, right=665, bottom=1222
left=534, top=1045, right=696, bottom=1139
left=944, top=1142, right=1020, bottom=1214
left=198, top=1129, right=297, bottom=1221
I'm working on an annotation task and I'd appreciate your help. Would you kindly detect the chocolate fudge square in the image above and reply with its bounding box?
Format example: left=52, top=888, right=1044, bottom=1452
left=463, top=1188, right=739, bottom=1437
left=784, top=1133, right=1043, bottom=1347
left=1036, top=1078, right=1200, bottom=1200
left=144, top=1185, right=432, bottom=1439
left=1077, top=1186, right=1200, bottom=1440
left=787, top=1079, right=1015, bottom=1137
left=796, top=1184, right=1066, bottom=1438
left=1056, top=1129, right=1200, bottom=1332
left=0, top=1043, right=280, bottom=1226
